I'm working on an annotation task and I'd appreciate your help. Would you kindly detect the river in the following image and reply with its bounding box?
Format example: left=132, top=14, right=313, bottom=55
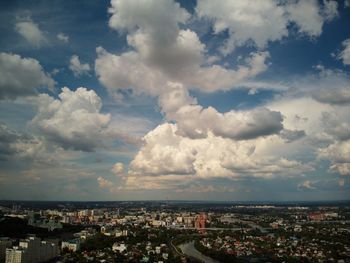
left=179, top=241, right=219, bottom=263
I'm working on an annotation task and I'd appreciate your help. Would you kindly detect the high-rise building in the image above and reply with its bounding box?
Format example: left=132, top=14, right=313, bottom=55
left=1, top=238, right=13, bottom=262
left=5, top=235, right=58, bottom=263
left=5, top=247, right=27, bottom=263
left=195, top=213, right=206, bottom=232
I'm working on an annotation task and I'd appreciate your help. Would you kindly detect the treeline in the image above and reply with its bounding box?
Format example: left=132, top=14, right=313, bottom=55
left=0, top=216, right=84, bottom=239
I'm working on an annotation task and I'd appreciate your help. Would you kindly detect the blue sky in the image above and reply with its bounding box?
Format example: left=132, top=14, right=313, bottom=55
left=0, top=0, right=350, bottom=201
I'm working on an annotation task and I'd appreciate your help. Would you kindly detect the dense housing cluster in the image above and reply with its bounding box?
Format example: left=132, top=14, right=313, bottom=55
left=0, top=201, right=349, bottom=262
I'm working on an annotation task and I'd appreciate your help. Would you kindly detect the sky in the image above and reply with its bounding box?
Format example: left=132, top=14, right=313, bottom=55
left=0, top=0, right=350, bottom=201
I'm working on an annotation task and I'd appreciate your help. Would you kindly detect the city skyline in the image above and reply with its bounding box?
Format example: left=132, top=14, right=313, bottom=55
left=0, top=0, right=350, bottom=201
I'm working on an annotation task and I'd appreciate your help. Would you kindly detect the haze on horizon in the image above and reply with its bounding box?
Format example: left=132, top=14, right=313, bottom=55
left=0, top=0, right=349, bottom=201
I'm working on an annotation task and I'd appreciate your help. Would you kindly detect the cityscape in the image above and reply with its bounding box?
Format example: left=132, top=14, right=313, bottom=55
left=1, top=0, right=350, bottom=262
left=0, top=201, right=350, bottom=262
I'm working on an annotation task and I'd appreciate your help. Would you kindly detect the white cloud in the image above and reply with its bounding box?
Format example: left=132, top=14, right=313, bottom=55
left=97, top=176, right=119, bottom=193
left=268, top=97, right=333, bottom=136
left=126, top=123, right=312, bottom=190
left=287, top=65, right=350, bottom=105
left=98, top=0, right=271, bottom=98
left=111, top=162, right=124, bottom=176
left=108, top=0, right=189, bottom=42
left=31, top=87, right=111, bottom=151
left=318, top=140, right=350, bottom=175
left=322, top=0, right=339, bottom=21
left=321, top=112, right=350, bottom=141
left=159, top=83, right=283, bottom=140
left=95, top=47, right=270, bottom=96
left=124, top=174, right=191, bottom=191
left=279, top=129, right=306, bottom=143
left=175, top=184, right=236, bottom=193
left=127, top=28, right=205, bottom=80
left=286, top=0, right=324, bottom=37
left=187, top=51, right=270, bottom=92
left=337, top=39, right=350, bottom=65
left=0, top=123, right=54, bottom=165
left=298, top=180, right=316, bottom=190
left=0, top=123, right=22, bottom=160
left=313, top=87, right=350, bottom=105
left=69, top=55, right=91, bottom=77
left=95, top=48, right=166, bottom=97
left=196, top=0, right=288, bottom=54
left=345, top=0, right=350, bottom=8
left=15, top=18, right=47, bottom=48
left=0, top=52, right=55, bottom=99
left=196, top=0, right=337, bottom=55
left=96, top=0, right=349, bottom=191
left=57, top=32, right=69, bottom=43
left=267, top=95, right=350, bottom=176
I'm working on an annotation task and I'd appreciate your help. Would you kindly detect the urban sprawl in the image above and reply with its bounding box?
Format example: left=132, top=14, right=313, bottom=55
left=0, top=201, right=349, bottom=263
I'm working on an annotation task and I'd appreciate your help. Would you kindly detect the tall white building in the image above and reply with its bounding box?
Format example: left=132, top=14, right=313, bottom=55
left=19, top=235, right=41, bottom=263
left=5, top=235, right=58, bottom=263
left=0, top=238, right=12, bottom=262
left=5, top=247, right=27, bottom=263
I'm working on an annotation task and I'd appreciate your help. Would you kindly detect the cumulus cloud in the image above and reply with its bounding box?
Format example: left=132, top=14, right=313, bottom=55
left=69, top=55, right=91, bottom=77
left=286, top=0, right=324, bottom=37
left=124, top=174, right=190, bottom=191
left=280, top=129, right=306, bottom=143
left=337, top=39, right=350, bottom=65
left=286, top=65, right=350, bottom=105
left=57, top=32, right=69, bottom=43
left=313, top=88, right=350, bottom=105
left=96, top=0, right=271, bottom=98
left=97, top=0, right=347, bottom=191
left=159, top=83, right=283, bottom=140
left=15, top=18, right=47, bottom=48
left=95, top=46, right=270, bottom=96
left=318, top=140, right=350, bottom=175
left=0, top=123, right=21, bottom=160
left=109, top=0, right=202, bottom=79
left=267, top=95, right=350, bottom=176
left=187, top=51, right=270, bottom=92
left=346, top=0, right=350, bottom=8
left=31, top=87, right=111, bottom=151
left=175, top=184, right=236, bottom=193
left=0, top=123, right=50, bottom=163
left=298, top=180, right=316, bottom=190
left=268, top=97, right=333, bottom=137
left=196, top=0, right=338, bottom=55
left=95, top=48, right=166, bottom=97
left=196, top=0, right=288, bottom=54
left=111, top=162, right=124, bottom=176
left=321, top=112, right=350, bottom=141
left=322, top=0, right=339, bottom=21
left=97, top=176, right=119, bottom=193
left=0, top=52, right=55, bottom=99
left=127, top=123, right=312, bottom=187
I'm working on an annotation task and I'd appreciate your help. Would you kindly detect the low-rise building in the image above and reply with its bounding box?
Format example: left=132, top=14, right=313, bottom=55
left=61, top=239, right=80, bottom=252
left=112, top=243, right=127, bottom=253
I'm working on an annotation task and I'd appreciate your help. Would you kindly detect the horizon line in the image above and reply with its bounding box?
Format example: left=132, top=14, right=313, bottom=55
left=1, top=199, right=350, bottom=203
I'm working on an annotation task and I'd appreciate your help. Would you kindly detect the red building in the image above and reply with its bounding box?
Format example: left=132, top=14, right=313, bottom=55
left=308, top=212, right=325, bottom=221
left=195, top=213, right=206, bottom=232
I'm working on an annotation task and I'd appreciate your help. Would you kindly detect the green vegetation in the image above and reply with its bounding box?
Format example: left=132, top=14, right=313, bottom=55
left=0, top=216, right=84, bottom=239
left=194, top=240, right=244, bottom=263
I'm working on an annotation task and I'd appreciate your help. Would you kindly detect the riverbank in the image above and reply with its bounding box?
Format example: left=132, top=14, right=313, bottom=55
left=179, top=241, right=219, bottom=263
